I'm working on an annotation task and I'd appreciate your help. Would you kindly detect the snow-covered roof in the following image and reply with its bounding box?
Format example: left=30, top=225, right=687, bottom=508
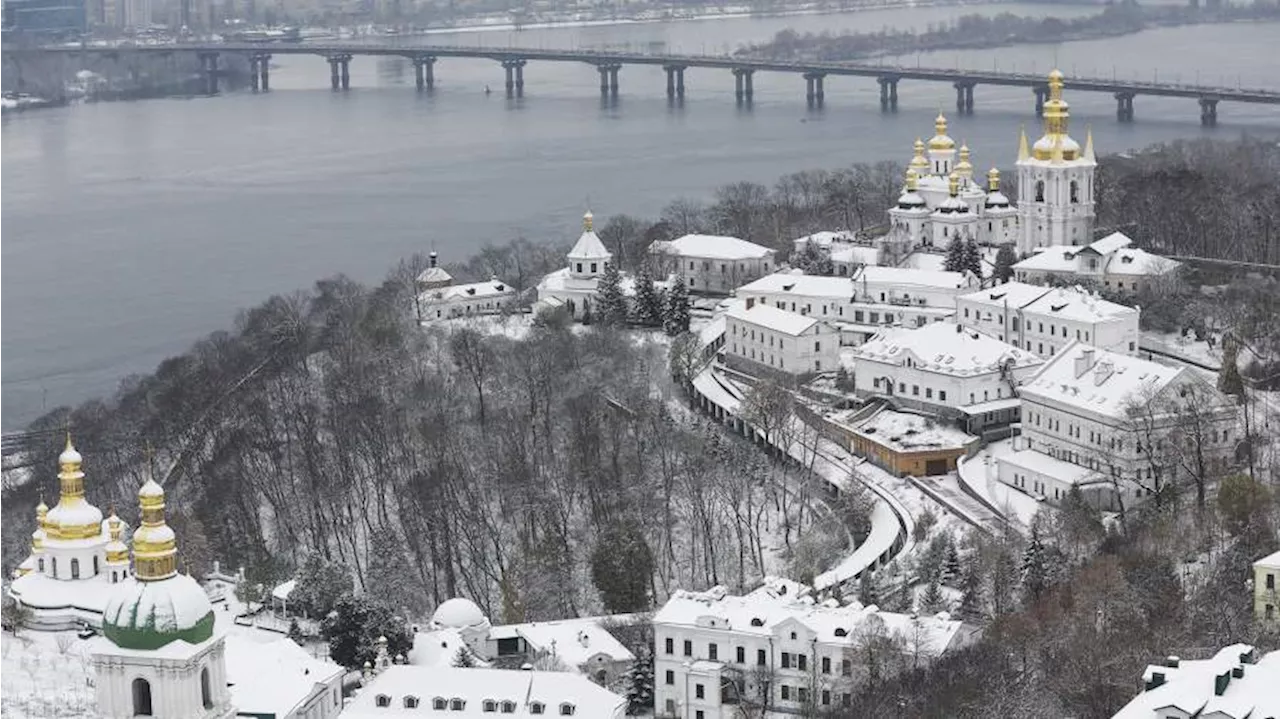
left=736, top=271, right=853, bottom=300
left=854, top=265, right=972, bottom=290
left=726, top=303, right=827, bottom=336
left=851, top=323, right=1042, bottom=376
left=654, top=586, right=965, bottom=657
left=410, top=627, right=488, bottom=669
left=488, top=616, right=635, bottom=668
left=1021, top=286, right=1138, bottom=324
left=102, top=573, right=215, bottom=648
left=1107, top=248, right=1181, bottom=277
left=9, top=566, right=119, bottom=614
left=958, top=281, right=1052, bottom=310
left=568, top=229, right=611, bottom=260
left=652, top=234, right=774, bottom=261
left=225, top=635, right=344, bottom=718
left=793, top=230, right=856, bottom=251
left=432, top=597, right=489, bottom=630
left=417, top=266, right=454, bottom=285
left=1112, top=645, right=1279, bottom=719
left=272, top=579, right=296, bottom=602
left=1018, top=341, right=1187, bottom=420
left=998, top=447, right=1103, bottom=487
left=1088, top=231, right=1134, bottom=255
left=1255, top=550, right=1280, bottom=570
left=419, top=279, right=515, bottom=304
left=1012, top=246, right=1085, bottom=273
left=850, top=408, right=977, bottom=453
left=342, top=666, right=626, bottom=718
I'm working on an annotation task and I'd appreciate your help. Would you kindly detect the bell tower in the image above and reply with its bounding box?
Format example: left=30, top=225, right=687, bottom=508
left=1016, top=70, right=1097, bottom=254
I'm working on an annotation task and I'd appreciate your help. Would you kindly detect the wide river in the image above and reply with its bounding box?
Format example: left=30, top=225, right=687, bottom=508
left=3, top=4, right=1279, bottom=429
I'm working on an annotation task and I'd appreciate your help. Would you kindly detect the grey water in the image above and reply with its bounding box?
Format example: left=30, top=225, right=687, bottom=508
left=3, top=3, right=1279, bottom=430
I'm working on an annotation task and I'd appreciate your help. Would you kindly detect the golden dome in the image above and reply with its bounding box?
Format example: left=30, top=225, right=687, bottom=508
left=905, top=167, right=919, bottom=192
left=1033, top=69, right=1078, bottom=161
left=928, top=113, right=955, bottom=151
left=909, top=138, right=929, bottom=173
left=105, top=512, right=129, bottom=564
left=947, top=171, right=960, bottom=197
left=133, top=474, right=177, bottom=581
left=955, top=143, right=974, bottom=177
left=582, top=211, right=593, bottom=233
left=987, top=167, right=1001, bottom=192
left=31, top=498, right=48, bottom=551
left=44, top=434, right=105, bottom=542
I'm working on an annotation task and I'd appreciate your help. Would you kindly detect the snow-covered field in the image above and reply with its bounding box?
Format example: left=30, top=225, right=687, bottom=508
left=1, top=630, right=97, bottom=719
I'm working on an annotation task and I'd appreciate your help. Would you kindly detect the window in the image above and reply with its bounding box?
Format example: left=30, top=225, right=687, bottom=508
left=737, top=647, right=745, bottom=664
left=781, top=686, right=791, bottom=701
left=1035, top=180, right=1045, bottom=202
left=132, top=678, right=153, bottom=716
left=575, top=263, right=582, bottom=273
left=696, top=712, right=704, bottom=719
left=757, top=649, right=767, bottom=666
left=501, top=701, right=517, bottom=713
left=559, top=703, right=576, bottom=716
left=665, top=700, right=675, bottom=716
left=93, top=556, right=99, bottom=575
left=201, top=667, right=213, bottom=709
left=797, top=655, right=807, bottom=671
left=1070, top=180, right=1079, bottom=203
left=939, top=391, right=947, bottom=401
left=71, top=558, right=80, bottom=579
left=781, top=652, right=791, bottom=669
left=708, top=643, right=718, bottom=661
left=1268, top=574, right=1276, bottom=590
left=434, top=697, right=449, bottom=709
left=375, top=694, right=392, bottom=708
left=451, top=698, right=467, bottom=710
left=912, top=385, right=919, bottom=396
left=403, top=696, right=420, bottom=709
left=899, top=383, right=906, bottom=393
left=683, top=640, right=692, bottom=657
left=696, top=684, right=705, bottom=700
left=814, top=341, right=821, bottom=352
left=665, top=637, right=674, bottom=654
left=483, top=699, right=498, bottom=712
left=798, top=688, right=808, bottom=704
left=842, top=659, right=852, bottom=676
left=530, top=701, right=545, bottom=715
left=822, top=657, right=831, bottom=674
left=823, top=690, right=831, bottom=706
left=665, top=670, right=674, bottom=685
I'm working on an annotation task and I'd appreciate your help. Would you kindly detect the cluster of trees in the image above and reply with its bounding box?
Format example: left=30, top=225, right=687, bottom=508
left=588, top=265, right=691, bottom=335
left=741, top=1, right=1280, bottom=62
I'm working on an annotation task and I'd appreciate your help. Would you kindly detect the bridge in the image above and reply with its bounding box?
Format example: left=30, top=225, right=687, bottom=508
left=11, top=42, right=1280, bottom=125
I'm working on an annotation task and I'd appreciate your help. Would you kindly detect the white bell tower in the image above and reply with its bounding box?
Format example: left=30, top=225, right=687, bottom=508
left=1016, top=70, right=1097, bottom=255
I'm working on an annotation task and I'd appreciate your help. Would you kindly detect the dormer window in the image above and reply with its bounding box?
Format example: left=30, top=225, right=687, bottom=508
left=434, top=697, right=448, bottom=710
left=530, top=701, right=546, bottom=715
left=451, top=698, right=466, bottom=710
left=375, top=694, right=391, bottom=708
left=750, top=618, right=764, bottom=627
left=403, top=696, right=420, bottom=709
left=501, top=701, right=517, bottom=713
left=483, top=699, right=497, bottom=712
left=559, top=703, right=576, bottom=715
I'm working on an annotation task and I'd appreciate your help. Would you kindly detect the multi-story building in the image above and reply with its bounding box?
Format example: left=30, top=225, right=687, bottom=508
left=724, top=302, right=840, bottom=376
left=1015, top=70, right=1097, bottom=254
left=649, top=234, right=776, bottom=295
left=1111, top=644, right=1278, bottom=719
left=847, top=322, right=1043, bottom=434
left=415, top=251, right=519, bottom=323
left=344, top=666, right=626, bottom=718
left=1012, top=231, right=1182, bottom=294
left=653, top=581, right=971, bottom=719
left=999, top=341, right=1238, bottom=510
left=956, top=281, right=1140, bottom=358
left=1254, top=550, right=1280, bottom=629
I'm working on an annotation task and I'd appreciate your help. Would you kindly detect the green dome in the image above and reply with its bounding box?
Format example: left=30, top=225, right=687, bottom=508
left=102, top=574, right=215, bottom=650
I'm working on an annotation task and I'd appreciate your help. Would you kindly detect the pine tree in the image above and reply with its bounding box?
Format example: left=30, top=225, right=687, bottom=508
left=452, top=646, right=476, bottom=668
left=287, top=618, right=305, bottom=646
left=365, top=529, right=425, bottom=615
left=320, top=594, right=414, bottom=669
left=663, top=280, right=691, bottom=336
left=993, top=244, right=1017, bottom=284
left=941, top=542, right=962, bottom=587
left=957, top=559, right=983, bottom=619
left=962, top=237, right=983, bottom=277
left=1021, top=526, right=1048, bottom=601
left=943, top=236, right=965, bottom=272
left=591, top=521, right=654, bottom=613
left=857, top=570, right=878, bottom=607
left=596, top=264, right=628, bottom=327
left=920, top=576, right=946, bottom=614
left=633, top=269, right=664, bottom=327
left=623, top=648, right=654, bottom=714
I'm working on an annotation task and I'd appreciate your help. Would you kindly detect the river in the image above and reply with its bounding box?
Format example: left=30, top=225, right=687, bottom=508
left=2, top=3, right=1279, bottom=429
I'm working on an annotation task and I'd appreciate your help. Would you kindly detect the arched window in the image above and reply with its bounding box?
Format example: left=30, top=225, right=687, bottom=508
left=501, top=700, right=517, bottom=713
left=112, top=571, right=118, bottom=583
left=403, top=696, right=420, bottom=708
left=38, top=558, right=44, bottom=573
left=482, top=699, right=498, bottom=712
left=374, top=694, right=391, bottom=708
left=433, top=697, right=448, bottom=710
left=1070, top=181, right=1079, bottom=204
left=1035, top=180, right=1045, bottom=202
left=93, top=556, right=99, bottom=575
left=201, top=667, right=213, bottom=709
left=71, top=558, right=80, bottom=579
left=132, top=678, right=153, bottom=716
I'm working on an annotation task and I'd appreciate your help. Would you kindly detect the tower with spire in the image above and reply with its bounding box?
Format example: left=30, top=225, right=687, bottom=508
left=535, top=210, right=623, bottom=320
left=1015, top=69, right=1098, bottom=254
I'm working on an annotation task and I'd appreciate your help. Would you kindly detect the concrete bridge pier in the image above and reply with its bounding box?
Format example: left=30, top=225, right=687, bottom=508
left=598, top=64, right=610, bottom=96
left=253, top=53, right=271, bottom=92
left=198, top=52, right=219, bottom=94
left=340, top=55, right=351, bottom=90
left=732, top=68, right=753, bottom=105
left=249, top=55, right=260, bottom=92
left=328, top=57, right=340, bottom=90
left=501, top=59, right=526, bottom=97
left=412, top=56, right=436, bottom=91
left=1115, top=92, right=1135, bottom=122
left=954, top=81, right=974, bottom=115
left=1033, top=83, right=1049, bottom=117
left=804, top=72, right=825, bottom=108
left=877, top=76, right=899, bottom=112
left=1199, top=97, right=1218, bottom=127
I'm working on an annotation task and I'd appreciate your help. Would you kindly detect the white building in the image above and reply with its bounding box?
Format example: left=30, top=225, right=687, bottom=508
left=224, top=635, right=345, bottom=719
left=485, top=617, right=636, bottom=685
left=90, top=476, right=235, bottom=719
left=649, top=234, right=776, bottom=295
left=1013, top=231, right=1182, bottom=294
left=1111, top=644, right=1279, bottom=719
left=847, top=322, right=1043, bottom=434
left=653, top=580, right=972, bottom=719
left=342, top=665, right=626, bottom=718
left=415, top=251, right=519, bottom=323
left=535, top=211, right=616, bottom=320
left=957, top=281, right=1140, bottom=358
left=725, top=302, right=840, bottom=376
left=9, top=437, right=133, bottom=631
left=1254, top=550, right=1280, bottom=629
left=1015, top=70, right=1098, bottom=254
left=1000, top=341, right=1237, bottom=510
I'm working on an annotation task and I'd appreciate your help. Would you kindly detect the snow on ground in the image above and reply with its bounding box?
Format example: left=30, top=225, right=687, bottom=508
left=1, top=630, right=97, bottom=719
left=1142, top=331, right=1223, bottom=370
left=956, top=439, right=1047, bottom=532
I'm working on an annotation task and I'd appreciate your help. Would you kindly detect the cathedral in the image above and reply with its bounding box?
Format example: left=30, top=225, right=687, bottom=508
left=887, top=69, right=1096, bottom=257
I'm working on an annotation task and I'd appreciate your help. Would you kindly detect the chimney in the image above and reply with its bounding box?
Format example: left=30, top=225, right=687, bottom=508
left=1074, top=348, right=1096, bottom=378
left=1231, top=665, right=1244, bottom=679
left=1145, top=671, right=1165, bottom=691
left=1214, top=671, right=1231, bottom=696
left=1165, top=656, right=1180, bottom=668
left=1093, top=360, right=1115, bottom=386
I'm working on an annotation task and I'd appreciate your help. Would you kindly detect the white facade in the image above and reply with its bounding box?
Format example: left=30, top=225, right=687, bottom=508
left=725, top=302, right=840, bottom=375
left=1112, top=644, right=1279, bottom=719
left=649, top=234, right=776, bottom=295
left=1015, top=70, right=1097, bottom=254
left=417, top=279, right=518, bottom=323
left=225, top=635, right=345, bottom=719
left=1013, top=232, right=1182, bottom=294
left=847, top=322, right=1043, bottom=432
left=653, top=581, right=970, bottom=719
left=535, top=211, right=615, bottom=320
left=1000, top=341, right=1237, bottom=510
left=92, top=632, right=234, bottom=719
left=957, top=281, right=1140, bottom=358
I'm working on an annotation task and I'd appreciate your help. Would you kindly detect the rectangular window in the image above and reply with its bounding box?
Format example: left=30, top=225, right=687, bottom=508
left=822, top=690, right=831, bottom=706
left=798, top=688, right=808, bottom=704
left=695, top=684, right=705, bottom=700
left=939, top=391, right=947, bottom=401
left=822, top=657, right=831, bottom=674
left=781, top=653, right=791, bottom=669
left=665, top=670, right=674, bottom=685
left=912, top=385, right=919, bottom=396
left=814, top=341, right=821, bottom=352
left=870, top=312, right=880, bottom=324
left=665, top=638, right=673, bottom=655
left=683, top=640, right=692, bottom=657
left=736, top=647, right=745, bottom=664
left=708, top=644, right=718, bottom=661
left=899, top=383, right=906, bottom=393
left=842, top=660, right=852, bottom=676
left=757, top=649, right=767, bottom=666
left=797, top=655, right=807, bottom=671
left=781, top=686, right=791, bottom=701
left=1269, top=574, right=1276, bottom=590
left=926, top=388, right=933, bottom=399
left=855, top=311, right=864, bottom=322
left=590, top=263, right=597, bottom=273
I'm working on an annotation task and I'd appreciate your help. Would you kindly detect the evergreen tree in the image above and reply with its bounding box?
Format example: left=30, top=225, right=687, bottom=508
left=957, top=559, right=983, bottom=619
left=993, top=244, right=1017, bottom=284
left=941, top=542, right=962, bottom=587
left=943, top=236, right=965, bottom=272
left=1218, top=334, right=1245, bottom=398
left=452, top=645, right=476, bottom=668
left=591, top=521, right=655, bottom=613
left=920, top=576, right=946, bottom=614
left=596, top=263, right=628, bottom=327
left=287, top=618, right=305, bottom=646
left=857, top=570, right=878, bottom=607
left=1021, top=526, right=1049, bottom=601
left=364, top=528, right=425, bottom=615
left=663, top=280, right=691, bottom=336
left=623, top=648, right=655, bottom=714
left=291, top=552, right=353, bottom=619
left=962, top=237, right=983, bottom=277
left=633, top=268, right=664, bottom=327
left=321, top=594, right=414, bottom=669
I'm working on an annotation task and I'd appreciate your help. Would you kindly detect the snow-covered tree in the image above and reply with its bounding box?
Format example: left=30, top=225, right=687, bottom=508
left=287, top=618, right=305, bottom=646
left=291, top=552, right=353, bottom=619
left=943, top=236, right=965, bottom=272
left=962, top=237, right=983, bottom=277
left=792, top=243, right=834, bottom=275
left=451, top=646, right=476, bottom=668
left=591, top=521, right=654, bottom=614
left=919, top=576, right=946, bottom=614
left=663, top=280, right=691, bottom=336
left=364, top=528, right=426, bottom=615
left=941, top=542, right=962, bottom=587
left=623, top=648, right=654, bottom=715
left=957, top=559, right=983, bottom=619
left=993, top=244, right=1017, bottom=284
left=632, top=269, right=664, bottom=327
left=1022, top=526, right=1049, bottom=601
left=857, top=570, right=879, bottom=607
left=320, top=594, right=413, bottom=670
left=596, top=264, right=628, bottom=327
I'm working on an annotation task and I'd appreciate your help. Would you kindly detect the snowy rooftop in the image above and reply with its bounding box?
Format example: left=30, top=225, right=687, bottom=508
left=998, top=447, right=1102, bottom=487
left=342, top=666, right=626, bottom=718
left=1018, top=341, right=1186, bottom=419
left=9, top=567, right=119, bottom=615
left=419, top=279, right=515, bottom=304
left=726, top=303, right=825, bottom=336
left=1253, top=550, right=1280, bottom=570
left=850, top=408, right=977, bottom=453
left=958, top=281, right=1052, bottom=310
left=1088, top=231, right=1134, bottom=255
left=272, top=579, right=296, bottom=602
left=488, top=616, right=635, bottom=668
left=1021, top=286, right=1138, bottom=323
left=567, top=229, right=611, bottom=260
left=1012, top=245, right=1090, bottom=273
left=652, top=234, right=774, bottom=261
left=653, top=585, right=965, bottom=657
left=854, top=265, right=972, bottom=290
left=225, top=635, right=344, bottom=718
left=1112, top=644, right=1279, bottom=719
left=793, top=230, right=857, bottom=251
left=736, top=271, right=854, bottom=299
left=410, top=627, right=485, bottom=669
left=850, top=323, right=1042, bottom=376
left=1107, top=247, right=1181, bottom=276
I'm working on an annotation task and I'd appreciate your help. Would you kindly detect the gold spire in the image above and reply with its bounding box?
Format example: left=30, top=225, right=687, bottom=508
left=31, top=496, right=48, bottom=551
left=45, top=433, right=103, bottom=541
left=987, top=167, right=1000, bottom=192
left=909, top=138, right=929, bottom=173
left=582, top=211, right=593, bottom=233
left=905, top=167, right=919, bottom=192
left=105, top=511, right=129, bottom=564
left=928, top=113, right=955, bottom=151
left=947, top=171, right=959, bottom=197
left=1017, top=125, right=1030, bottom=162
left=935, top=113, right=947, bottom=136
left=58, top=433, right=85, bottom=501
left=1033, top=69, right=1078, bottom=161
left=132, top=458, right=177, bottom=581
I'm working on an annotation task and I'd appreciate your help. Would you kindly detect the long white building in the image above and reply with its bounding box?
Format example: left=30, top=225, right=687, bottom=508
left=847, top=322, right=1044, bottom=434
left=999, top=341, right=1237, bottom=510
left=1112, top=644, right=1278, bottom=719
left=343, top=666, right=626, bottom=718
left=725, top=302, right=840, bottom=376
left=956, top=281, right=1140, bottom=358
left=416, top=252, right=519, bottom=323
left=653, top=581, right=971, bottom=719
left=649, top=234, right=776, bottom=295
left=1012, top=231, right=1181, bottom=294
